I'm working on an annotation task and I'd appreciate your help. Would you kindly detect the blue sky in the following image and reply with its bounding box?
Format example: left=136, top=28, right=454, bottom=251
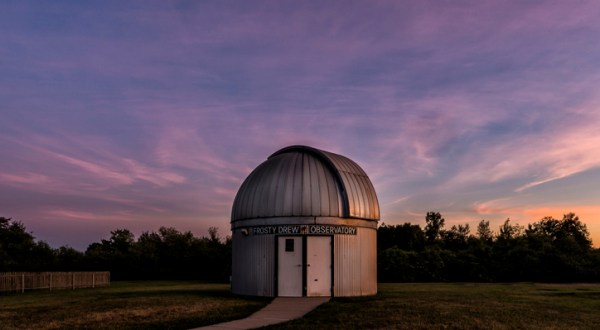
left=2, top=1, right=600, bottom=249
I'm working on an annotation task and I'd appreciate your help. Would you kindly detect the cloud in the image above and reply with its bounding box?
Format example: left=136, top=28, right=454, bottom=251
left=449, top=93, right=600, bottom=192
left=516, top=116, right=600, bottom=191
left=0, top=173, right=52, bottom=186
left=46, top=209, right=136, bottom=222
left=2, top=1, right=600, bottom=248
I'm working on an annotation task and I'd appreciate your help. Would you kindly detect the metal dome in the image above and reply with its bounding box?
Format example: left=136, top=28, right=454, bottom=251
left=231, top=145, right=380, bottom=222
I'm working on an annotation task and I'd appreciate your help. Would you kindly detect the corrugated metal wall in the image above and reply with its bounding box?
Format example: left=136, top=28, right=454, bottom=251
left=334, top=227, right=377, bottom=296
left=231, top=231, right=275, bottom=296
left=359, top=228, right=378, bottom=295
left=233, top=226, right=377, bottom=297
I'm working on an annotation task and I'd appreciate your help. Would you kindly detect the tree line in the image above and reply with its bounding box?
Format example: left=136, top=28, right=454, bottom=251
left=0, top=217, right=231, bottom=281
left=2, top=213, right=600, bottom=282
left=378, top=212, right=600, bottom=282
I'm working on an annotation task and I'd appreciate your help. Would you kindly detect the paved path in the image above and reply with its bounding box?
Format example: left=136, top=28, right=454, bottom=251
left=192, top=297, right=330, bottom=330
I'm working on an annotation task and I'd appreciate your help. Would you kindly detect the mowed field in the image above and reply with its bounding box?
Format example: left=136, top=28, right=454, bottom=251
left=2, top=282, right=600, bottom=329
left=0, top=281, right=270, bottom=329
left=274, top=283, right=600, bottom=329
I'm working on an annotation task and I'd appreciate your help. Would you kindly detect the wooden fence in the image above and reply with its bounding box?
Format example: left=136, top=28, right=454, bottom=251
left=0, top=272, right=110, bottom=293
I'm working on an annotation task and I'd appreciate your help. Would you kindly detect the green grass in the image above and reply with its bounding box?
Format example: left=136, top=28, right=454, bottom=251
left=3, top=282, right=600, bottom=329
left=0, top=281, right=270, bottom=330
left=267, top=283, right=600, bottom=329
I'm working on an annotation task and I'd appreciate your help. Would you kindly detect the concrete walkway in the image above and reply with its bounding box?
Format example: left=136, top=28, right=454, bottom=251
left=193, top=297, right=330, bottom=330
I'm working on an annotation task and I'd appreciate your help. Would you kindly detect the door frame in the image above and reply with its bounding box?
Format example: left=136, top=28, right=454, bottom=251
left=275, top=235, right=333, bottom=297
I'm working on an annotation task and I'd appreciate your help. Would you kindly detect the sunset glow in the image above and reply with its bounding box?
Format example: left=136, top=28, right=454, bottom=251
left=2, top=1, right=600, bottom=249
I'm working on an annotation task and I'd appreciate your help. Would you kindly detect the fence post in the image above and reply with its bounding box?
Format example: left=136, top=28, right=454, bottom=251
left=21, top=273, right=25, bottom=293
left=49, top=273, right=52, bottom=291
left=92, top=273, right=95, bottom=288
left=72, top=272, right=75, bottom=290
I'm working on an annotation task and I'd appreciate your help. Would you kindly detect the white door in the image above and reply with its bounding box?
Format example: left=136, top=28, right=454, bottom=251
left=306, top=236, right=332, bottom=297
left=278, top=236, right=303, bottom=297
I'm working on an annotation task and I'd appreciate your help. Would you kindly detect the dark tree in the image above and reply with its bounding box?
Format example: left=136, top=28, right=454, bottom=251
left=378, top=222, right=425, bottom=252
left=497, top=218, right=523, bottom=241
left=526, top=213, right=592, bottom=252
left=424, top=212, right=445, bottom=244
left=3, top=212, right=599, bottom=283
left=105, top=229, right=135, bottom=254
left=522, top=213, right=595, bottom=281
left=0, top=217, right=37, bottom=271
left=442, top=224, right=470, bottom=250
left=476, top=220, right=493, bottom=242
left=560, top=212, right=592, bottom=249
left=55, top=246, right=85, bottom=270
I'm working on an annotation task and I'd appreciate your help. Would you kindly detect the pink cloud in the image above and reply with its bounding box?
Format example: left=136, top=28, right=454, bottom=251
left=448, top=95, right=600, bottom=192
left=0, top=173, right=52, bottom=186
left=3, top=1, right=600, bottom=248
left=47, top=209, right=137, bottom=222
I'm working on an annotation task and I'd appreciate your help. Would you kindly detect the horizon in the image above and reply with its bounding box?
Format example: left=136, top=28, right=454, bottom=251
left=2, top=1, right=600, bottom=250
left=3, top=211, right=595, bottom=252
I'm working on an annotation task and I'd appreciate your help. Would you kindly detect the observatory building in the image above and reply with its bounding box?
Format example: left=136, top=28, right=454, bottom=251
left=231, top=145, right=379, bottom=297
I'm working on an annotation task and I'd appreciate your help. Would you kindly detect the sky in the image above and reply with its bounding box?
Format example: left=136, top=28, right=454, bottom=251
left=2, top=1, right=600, bottom=250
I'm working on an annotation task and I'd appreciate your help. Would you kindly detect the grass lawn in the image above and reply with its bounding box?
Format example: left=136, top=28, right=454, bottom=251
left=2, top=282, right=600, bottom=329
left=269, top=283, right=600, bottom=329
left=0, top=281, right=270, bottom=330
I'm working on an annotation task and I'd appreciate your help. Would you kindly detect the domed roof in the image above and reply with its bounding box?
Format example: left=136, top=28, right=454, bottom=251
left=231, top=145, right=379, bottom=222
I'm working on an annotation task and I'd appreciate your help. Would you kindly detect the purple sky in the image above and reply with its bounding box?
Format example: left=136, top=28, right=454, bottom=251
left=2, top=1, right=600, bottom=250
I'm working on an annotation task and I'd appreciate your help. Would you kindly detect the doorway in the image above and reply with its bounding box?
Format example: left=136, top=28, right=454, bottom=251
left=277, top=236, right=332, bottom=297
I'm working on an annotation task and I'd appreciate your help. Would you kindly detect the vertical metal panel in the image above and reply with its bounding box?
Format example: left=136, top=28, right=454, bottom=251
left=314, top=156, right=331, bottom=216
left=309, top=155, right=322, bottom=215
left=274, top=154, right=291, bottom=217
left=264, top=155, right=283, bottom=218
left=350, top=171, right=365, bottom=219
left=239, top=167, right=262, bottom=219
left=232, top=169, right=250, bottom=220
left=253, top=158, right=271, bottom=218
left=360, top=228, right=378, bottom=295
left=334, top=234, right=361, bottom=296
left=240, top=164, right=259, bottom=219
left=333, top=227, right=377, bottom=296
left=301, top=153, right=312, bottom=215
left=244, top=163, right=263, bottom=219
left=282, top=152, right=298, bottom=216
left=321, top=155, right=339, bottom=216
left=338, top=171, right=351, bottom=217
left=292, top=152, right=303, bottom=216
left=360, top=170, right=376, bottom=219
left=346, top=170, right=359, bottom=217
left=231, top=231, right=275, bottom=296
left=355, top=175, right=370, bottom=220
